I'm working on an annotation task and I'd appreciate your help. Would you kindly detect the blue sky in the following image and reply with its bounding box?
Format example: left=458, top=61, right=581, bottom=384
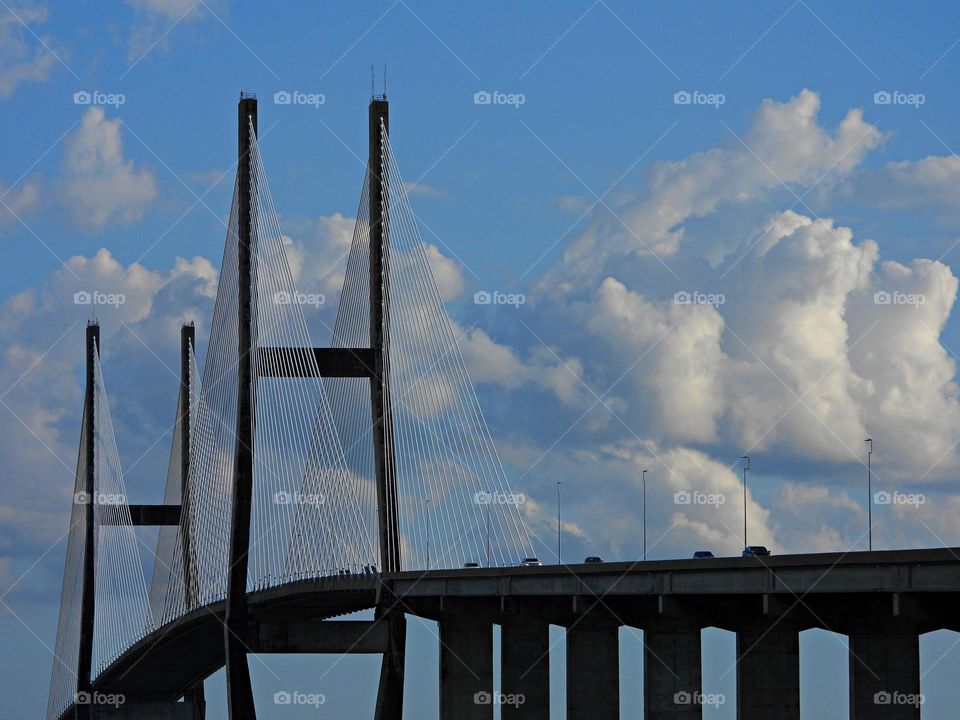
left=6, top=1, right=960, bottom=718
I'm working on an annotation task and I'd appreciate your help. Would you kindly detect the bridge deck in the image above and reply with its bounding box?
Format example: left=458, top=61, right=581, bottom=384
left=63, top=547, right=960, bottom=720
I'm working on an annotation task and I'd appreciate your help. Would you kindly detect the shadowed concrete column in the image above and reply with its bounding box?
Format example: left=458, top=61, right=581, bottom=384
left=501, top=619, right=549, bottom=719
left=567, top=623, right=619, bottom=720
left=439, top=616, right=492, bottom=720
left=849, top=634, right=921, bottom=720
left=736, top=629, right=799, bottom=720
left=644, top=629, right=702, bottom=719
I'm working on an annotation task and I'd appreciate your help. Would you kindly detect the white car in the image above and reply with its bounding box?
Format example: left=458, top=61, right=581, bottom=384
left=520, top=557, right=542, bottom=567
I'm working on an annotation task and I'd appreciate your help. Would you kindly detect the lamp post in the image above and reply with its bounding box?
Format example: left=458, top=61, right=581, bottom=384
left=866, top=438, right=873, bottom=551
left=486, top=489, right=491, bottom=568
left=642, top=469, right=647, bottom=562
left=557, top=481, right=562, bottom=564
left=426, top=498, right=432, bottom=569
left=740, top=456, right=750, bottom=549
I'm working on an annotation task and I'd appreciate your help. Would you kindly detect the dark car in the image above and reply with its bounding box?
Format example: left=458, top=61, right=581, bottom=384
left=742, top=545, right=770, bottom=557
left=692, top=550, right=715, bottom=559
left=463, top=562, right=480, bottom=568
left=584, top=556, right=603, bottom=563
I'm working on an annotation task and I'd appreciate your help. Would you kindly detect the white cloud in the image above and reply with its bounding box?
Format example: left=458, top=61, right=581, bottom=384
left=849, top=155, right=960, bottom=214
left=589, top=277, right=725, bottom=443
left=540, top=89, right=885, bottom=294
left=125, top=0, right=223, bottom=63
left=457, top=323, right=587, bottom=406
left=0, top=247, right=217, bottom=566
left=0, top=178, right=41, bottom=225
left=403, top=181, right=448, bottom=198
left=424, top=243, right=466, bottom=301
left=60, top=108, right=158, bottom=231
left=580, top=208, right=960, bottom=476
left=283, top=212, right=356, bottom=302
left=0, top=5, right=58, bottom=99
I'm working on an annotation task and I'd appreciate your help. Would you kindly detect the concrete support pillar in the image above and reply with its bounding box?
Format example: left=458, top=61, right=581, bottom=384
left=736, top=629, right=800, bottom=720
left=849, top=634, right=920, bottom=720
left=439, top=616, right=492, bottom=720
left=644, top=629, right=702, bottom=719
left=501, top=619, right=549, bottom=719
left=566, top=623, right=619, bottom=720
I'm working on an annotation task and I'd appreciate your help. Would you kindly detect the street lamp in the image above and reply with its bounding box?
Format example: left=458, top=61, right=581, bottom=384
left=866, top=438, right=873, bottom=551
left=486, top=489, right=491, bottom=568
left=557, top=481, right=562, bottom=564
left=642, top=469, right=647, bottom=562
left=426, top=498, right=432, bottom=569
left=740, top=456, right=750, bottom=549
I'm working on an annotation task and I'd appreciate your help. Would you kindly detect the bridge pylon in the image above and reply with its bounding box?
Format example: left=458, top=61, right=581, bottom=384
left=224, top=91, right=258, bottom=720
left=75, top=322, right=98, bottom=720
left=368, top=92, right=407, bottom=720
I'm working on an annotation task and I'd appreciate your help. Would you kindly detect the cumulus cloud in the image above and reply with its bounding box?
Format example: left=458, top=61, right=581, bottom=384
left=589, top=276, right=725, bottom=443
left=457, top=324, right=587, bottom=406
left=0, top=248, right=217, bottom=572
left=0, top=178, right=41, bottom=225
left=580, top=208, right=960, bottom=475
left=60, top=108, right=158, bottom=231
left=540, top=89, right=885, bottom=294
left=849, top=155, right=960, bottom=216
left=0, top=5, right=59, bottom=99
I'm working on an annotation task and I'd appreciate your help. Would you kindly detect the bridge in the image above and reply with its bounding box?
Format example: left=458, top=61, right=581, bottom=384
left=46, top=92, right=956, bottom=720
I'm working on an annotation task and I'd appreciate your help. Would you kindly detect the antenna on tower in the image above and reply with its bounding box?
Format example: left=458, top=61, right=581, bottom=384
left=384, top=63, right=387, bottom=97
left=371, top=65, right=375, bottom=97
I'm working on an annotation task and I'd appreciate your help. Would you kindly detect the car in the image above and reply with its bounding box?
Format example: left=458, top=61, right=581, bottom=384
left=584, top=556, right=603, bottom=563
left=742, top=545, right=770, bottom=557
left=362, top=564, right=379, bottom=575
left=692, top=550, right=715, bottom=559
left=520, top=557, right=542, bottom=567
left=463, top=562, right=480, bottom=568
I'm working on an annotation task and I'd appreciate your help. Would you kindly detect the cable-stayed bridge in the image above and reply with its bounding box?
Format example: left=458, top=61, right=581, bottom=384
left=46, top=94, right=960, bottom=720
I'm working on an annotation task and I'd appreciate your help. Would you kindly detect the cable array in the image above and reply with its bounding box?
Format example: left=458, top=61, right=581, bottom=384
left=91, top=349, right=154, bottom=674
left=48, top=113, right=535, bottom=720
left=247, top=120, right=374, bottom=583
left=45, top=411, right=87, bottom=720
left=47, top=348, right=155, bottom=720
left=323, top=124, right=533, bottom=570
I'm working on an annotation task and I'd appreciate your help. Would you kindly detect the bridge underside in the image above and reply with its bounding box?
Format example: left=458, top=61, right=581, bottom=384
left=59, top=549, right=960, bottom=720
